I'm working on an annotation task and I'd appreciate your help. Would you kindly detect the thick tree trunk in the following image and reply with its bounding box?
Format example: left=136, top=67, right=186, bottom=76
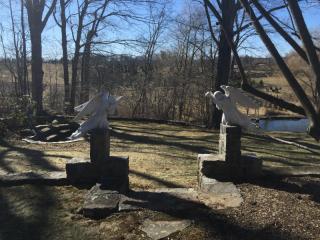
left=30, top=25, right=43, bottom=114
left=210, top=0, right=236, bottom=129
left=60, top=0, right=70, bottom=112
left=25, top=0, right=56, bottom=115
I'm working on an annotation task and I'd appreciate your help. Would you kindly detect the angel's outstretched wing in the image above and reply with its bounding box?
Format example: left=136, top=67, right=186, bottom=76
left=221, top=85, right=258, bottom=108
left=73, top=92, right=105, bottom=121
left=74, top=101, right=89, bottom=112
left=205, top=91, right=227, bottom=110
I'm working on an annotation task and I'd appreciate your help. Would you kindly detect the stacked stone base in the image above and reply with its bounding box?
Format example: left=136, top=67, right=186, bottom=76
left=66, top=156, right=129, bottom=193
left=198, top=124, right=262, bottom=190
left=198, top=154, right=262, bottom=185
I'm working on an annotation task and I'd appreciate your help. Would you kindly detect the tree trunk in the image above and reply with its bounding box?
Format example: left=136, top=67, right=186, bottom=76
left=69, top=2, right=89, bottom=112
left=21, top=0, right=28, bottom=95
left=80, top=42, right=91, bottom=103
left=30, top=24, right=43, bottom=114
left=70, top=50, right=80, bottom=111
left=25, top=0, right=56, bottom=115
left=60, top=0, right=70, bottom=112
left=211, top=0, right=236, bottom=129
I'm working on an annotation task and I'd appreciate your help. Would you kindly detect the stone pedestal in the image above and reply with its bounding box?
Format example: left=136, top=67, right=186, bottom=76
left=90, top=128, right=110, bottom=164
left=66, top=128, right=129, bottom=193
left=198, top=124, right=262, bottom=187
left=219, top=124, right=241, bottom=164
left=66, top=157, right=129, bottom=192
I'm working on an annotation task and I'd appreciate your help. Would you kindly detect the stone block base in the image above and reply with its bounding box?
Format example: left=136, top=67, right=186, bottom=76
left=66, top=156, right=129, bottom=192
left=241, top=154, right=263, bottom=178
left=198, top=153, right=262, bottom=185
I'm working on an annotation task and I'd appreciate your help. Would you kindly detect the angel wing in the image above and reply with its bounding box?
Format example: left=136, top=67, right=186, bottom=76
left=106, top=95, right=123, bottom=115
left=206, top=91, right=230, bottom=110
left=221, top=85, right=258, bottom=109
left=74, top=101, right=89, bottom=112
left=73, top=92, right=106, bottom=121
left=205, top=90, right=261, bottom=132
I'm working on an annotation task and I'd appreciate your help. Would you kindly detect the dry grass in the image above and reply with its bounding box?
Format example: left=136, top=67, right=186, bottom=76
left=1, top=121, right=320, bottom=186
left=1, top=121, right=320, bottom=240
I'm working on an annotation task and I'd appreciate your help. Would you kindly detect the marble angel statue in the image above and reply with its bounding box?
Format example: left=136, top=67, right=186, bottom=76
left=206, top=85, right=260, bottom=132
left=69, top=91, right=123, bottom=139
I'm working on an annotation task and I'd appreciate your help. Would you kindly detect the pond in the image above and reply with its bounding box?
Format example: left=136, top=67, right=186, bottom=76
left=258, top=118, right=308, bottom=132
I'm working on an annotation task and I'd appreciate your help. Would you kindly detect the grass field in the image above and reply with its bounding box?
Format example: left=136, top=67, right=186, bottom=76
left=1, top=121, right=320, bottom=187
left=0, top=121, right=320, bottom=240
left=1, top=121, right=320, bottom=239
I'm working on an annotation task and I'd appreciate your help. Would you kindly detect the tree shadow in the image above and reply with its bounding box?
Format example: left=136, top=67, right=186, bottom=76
left=121, top=174, right=304, bottom=240
left=0, top=185, right=57, bottom=240
left=130, top=169, right=185, bottom=188
left=112, top=126, right=217, bottom=144
left=243, top=133, right=320, bottom=154
left=245, top=176, right=320, bottom=204
left=111, top=121, right=212, bottom=133
left=110, top=129, right=212, bottom=154
left=0, top=138, right=67, bottom=173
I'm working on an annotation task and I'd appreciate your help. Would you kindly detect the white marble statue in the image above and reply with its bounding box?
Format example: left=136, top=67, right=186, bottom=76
left=220, top=85, right=259, bottom=109
left=206, top=86, right=259, bottom=132
left=69, top=91, right=123, bottom=139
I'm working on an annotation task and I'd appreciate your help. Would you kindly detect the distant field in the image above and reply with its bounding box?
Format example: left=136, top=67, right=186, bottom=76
left=0, top=62, right=311, bottom=118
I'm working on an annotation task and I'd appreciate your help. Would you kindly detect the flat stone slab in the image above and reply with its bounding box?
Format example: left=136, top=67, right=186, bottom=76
left=83, top=184, right=120, bottom=219
left=198, top=177, right=243, bottom=209
left=82, top=184, right=243, bottom=219
left=140, top=219, right=191, bottom=240
left=0, top=171, right=67, bottom=186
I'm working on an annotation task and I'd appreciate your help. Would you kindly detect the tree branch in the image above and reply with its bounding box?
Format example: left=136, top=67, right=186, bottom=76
left=41, top=0, right=57, bottom=31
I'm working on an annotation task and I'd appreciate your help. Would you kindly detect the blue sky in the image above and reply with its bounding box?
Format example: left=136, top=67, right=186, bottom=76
left=0, top=0, right=319, bottom=59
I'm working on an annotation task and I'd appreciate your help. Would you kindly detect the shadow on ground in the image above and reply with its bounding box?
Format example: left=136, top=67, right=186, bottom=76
left=246, top=176, right=320, bottom=204
left=111, top=128, right=212, bottom=154
left=0, top=138, right=70, bottom=174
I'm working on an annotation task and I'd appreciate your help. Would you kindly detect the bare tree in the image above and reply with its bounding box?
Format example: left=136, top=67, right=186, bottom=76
left=79, top=0, right=109, bottom=103
left=132, top=3, right=168, bottom=117
left=25, top=0, right=57, bottom=114
left=236, top=0, right=320, bottom=139
left=207, top=0, right=238, bottom=128
left=203, top=0, right=291, bottom=128
left=54, top=0, right=71, bottom=112
left=21, top=0, right=28, bottom=95
left=0, top=0, right=29, bottom=97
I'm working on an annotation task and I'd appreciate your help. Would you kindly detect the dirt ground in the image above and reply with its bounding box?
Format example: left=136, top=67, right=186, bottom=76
left=0, top=121, right=320, bottom=240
